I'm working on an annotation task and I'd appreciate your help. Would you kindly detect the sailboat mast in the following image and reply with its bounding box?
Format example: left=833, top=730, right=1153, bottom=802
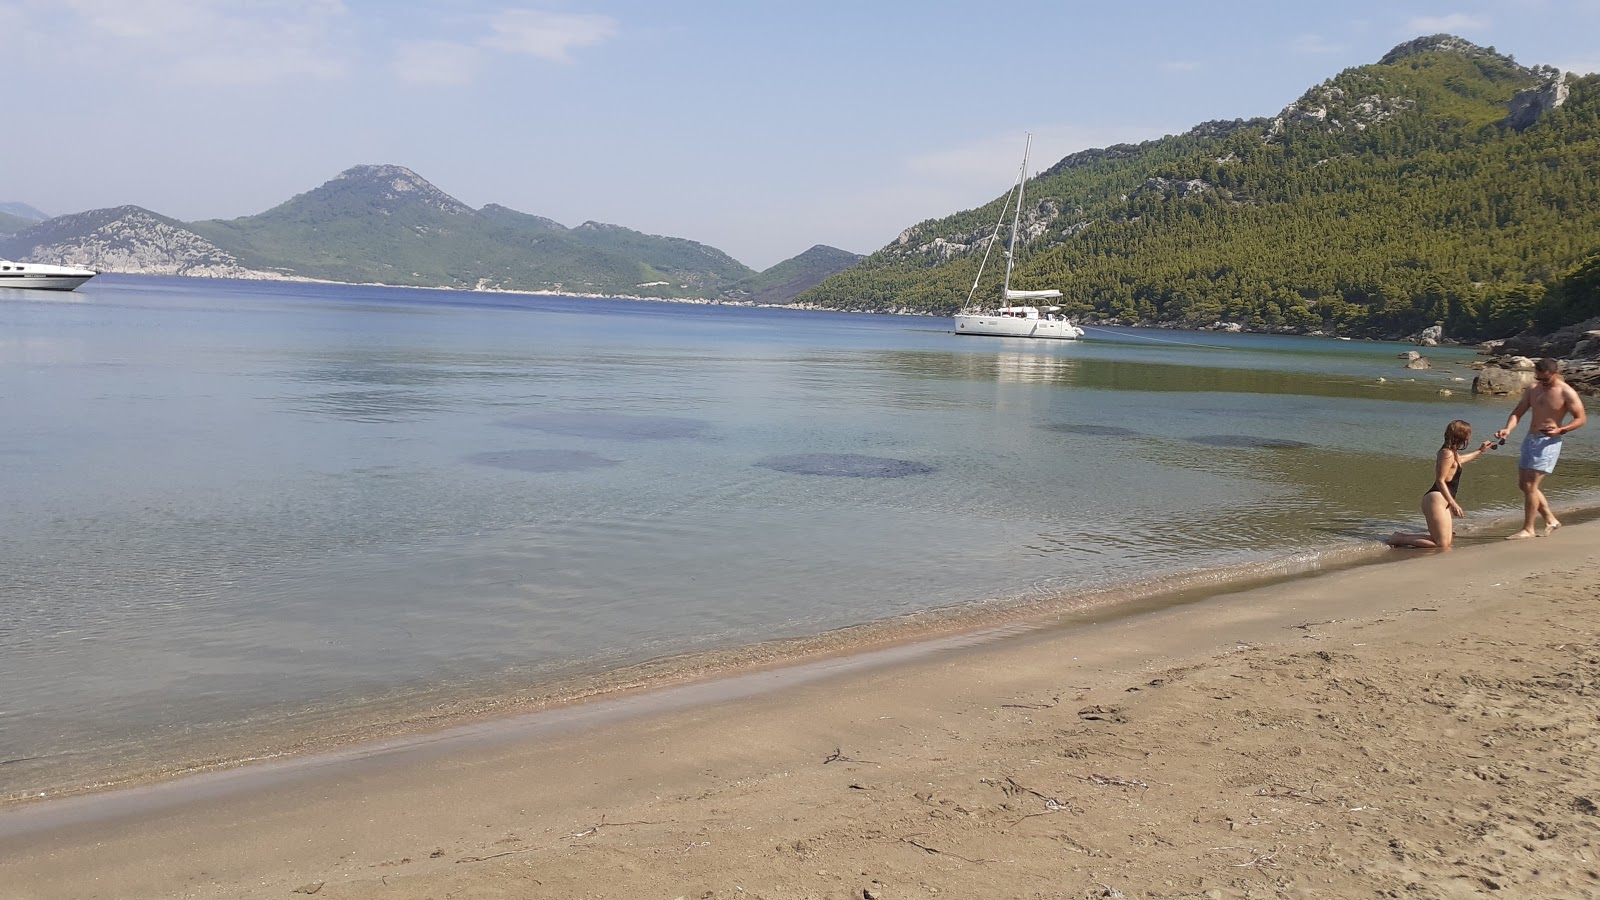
left=1002, top=133, right=1031, bottom=301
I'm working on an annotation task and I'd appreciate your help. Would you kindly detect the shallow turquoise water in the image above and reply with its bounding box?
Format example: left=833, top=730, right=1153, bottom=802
left=2, top=275, right=1594, bottom=795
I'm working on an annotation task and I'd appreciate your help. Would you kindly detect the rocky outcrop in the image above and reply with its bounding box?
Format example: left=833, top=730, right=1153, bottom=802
left=1473, top=357, right=1536, bottom=395
left=0, top=206, right=289, bottom=279
left=1131, top=177, right=1213, bottom=199
left=1412, top=324, right=1443, bottom=346
left=1184, top=118, right=1271, bottom=140
left=1493, top=317, right=1600, bottom=360
left=1268, top=86, right=1415, bottom=138
left=1502, top=70, right=1569, bottom=131
left=1475, top=319, right=1600, bottom=395
left=895, top=199, right=1066, bottom=261
left=1379, top=34, right=1498, bottom=65
left=330, top=164, right=474, bottom=216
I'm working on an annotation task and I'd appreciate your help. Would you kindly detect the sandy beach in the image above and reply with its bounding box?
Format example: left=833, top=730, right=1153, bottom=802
left=3, top=522, right=1598, bottom=900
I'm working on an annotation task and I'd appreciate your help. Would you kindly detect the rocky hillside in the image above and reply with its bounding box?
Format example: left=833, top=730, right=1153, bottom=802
left=182, top=165, right=761, bottom=297
left=801, top=35, right=1600, bottom=343
left=0, top=207, right=286, bottom=278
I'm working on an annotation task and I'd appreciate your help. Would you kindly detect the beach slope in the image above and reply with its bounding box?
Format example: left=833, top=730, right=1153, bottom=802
left=3, top=525, right=1599, bottom=899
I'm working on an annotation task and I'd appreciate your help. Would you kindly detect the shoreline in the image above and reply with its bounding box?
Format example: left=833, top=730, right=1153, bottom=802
left=0, top=537, right=1385, bottom=805
left=5, top=501, right=1597, bottom=811
left=3, top=518, right=1600, bottom=890
left=75, top=273, right=1496, bottom=341
left=3, top=521, right=1596, bottom=897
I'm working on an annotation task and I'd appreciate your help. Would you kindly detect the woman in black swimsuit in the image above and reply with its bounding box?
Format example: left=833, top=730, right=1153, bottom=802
left=1387, top=419, right=1496, bottom=549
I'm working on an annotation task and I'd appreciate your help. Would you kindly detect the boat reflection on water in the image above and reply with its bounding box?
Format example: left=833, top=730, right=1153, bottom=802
left=994, top=351, right=1078, bottom=384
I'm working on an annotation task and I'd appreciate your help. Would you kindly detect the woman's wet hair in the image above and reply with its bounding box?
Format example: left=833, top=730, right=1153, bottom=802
left=1443, top=419, right=1472, bottom=450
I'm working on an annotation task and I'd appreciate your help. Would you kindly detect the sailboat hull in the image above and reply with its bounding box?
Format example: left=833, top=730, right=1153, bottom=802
left=954, top=314, right=1084, bottom=340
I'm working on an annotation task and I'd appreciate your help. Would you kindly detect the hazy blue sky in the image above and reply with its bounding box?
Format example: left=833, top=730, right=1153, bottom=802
left=7, top=1, right=1599, bottom=269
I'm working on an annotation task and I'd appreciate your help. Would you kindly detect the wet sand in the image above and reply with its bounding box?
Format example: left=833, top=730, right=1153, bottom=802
left=3, top=523, right=1598, bottom=899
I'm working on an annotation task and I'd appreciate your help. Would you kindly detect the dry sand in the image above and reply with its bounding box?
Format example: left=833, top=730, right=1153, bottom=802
left=3, top=524, right=1598, bottom=900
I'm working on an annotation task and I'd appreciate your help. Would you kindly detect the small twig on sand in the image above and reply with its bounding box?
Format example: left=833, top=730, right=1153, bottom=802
left=989, top=776, right=1082, bottom=828
left=1233, top=850, right=1281, bottom=869
left=989, top=775, right=1070, bottom=806
left=572, top=814, right=663, bottom=838
left=456, top=847, right=540, bottom=864
left=1288, top=619, right=1337, bottom=631
left=900, top=835, right=991, bottom=864
left=1001, top=695, right=1061, bottom=709
left=1068, top=772, right=1149, bottom=790
left=1210, top=845, right=1282, bottom=870
left=823, top=747, right=879, bottom=765
left=1255, top=783, right=1327, bottom=804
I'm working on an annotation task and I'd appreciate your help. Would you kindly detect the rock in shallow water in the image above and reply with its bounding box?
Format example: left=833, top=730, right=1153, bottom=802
left=754, top=453, right=935, bottom=478
left=498, top=412, right=710, bottom=441
left=1187, top=435, right=1312, bottom=450
left=1041, top=423, right=1141, bottom=437
left=464, top=449, right=619, bottom=472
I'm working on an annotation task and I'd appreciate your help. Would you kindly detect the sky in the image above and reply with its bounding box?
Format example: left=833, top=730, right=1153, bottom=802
left=6, top=1, right=1600, bottom=270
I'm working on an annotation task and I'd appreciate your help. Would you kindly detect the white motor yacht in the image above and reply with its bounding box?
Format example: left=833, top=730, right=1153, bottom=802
left=0, top=260, right=97, bottom=291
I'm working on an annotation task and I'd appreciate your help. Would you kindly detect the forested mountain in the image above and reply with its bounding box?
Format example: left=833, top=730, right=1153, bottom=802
left=185, top=165, right=758, bottom=297
left=800, top=35, right=1600, bottom=341
left=725, top=245, right=864, bottom=304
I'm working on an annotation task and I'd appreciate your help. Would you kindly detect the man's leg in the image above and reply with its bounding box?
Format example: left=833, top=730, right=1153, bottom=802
left=1509, top=468, right=1541, bottom=539
left=1535, top=470, right=1560, bottom=533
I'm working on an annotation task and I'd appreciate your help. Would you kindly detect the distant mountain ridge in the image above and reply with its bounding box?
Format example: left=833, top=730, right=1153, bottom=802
left=0, top=201, right=49, bottom=238
left=0, top=165, right=858, bottom=303
left=726, top=245, right=865, bottom=305
left=801, top=35, right=1600, bottom=341
left=0, top=201, right=48, bottom=222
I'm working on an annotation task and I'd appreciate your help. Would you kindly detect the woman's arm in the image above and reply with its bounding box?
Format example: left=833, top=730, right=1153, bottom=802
left=1457, top=440, right=1496, bottom=463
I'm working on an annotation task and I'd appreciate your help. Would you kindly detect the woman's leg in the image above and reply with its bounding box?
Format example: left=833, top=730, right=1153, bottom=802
left=1386, top=531, right=1439, bottom=548
left=1422, top=492, right=1455, bottom=549
left=1388, top=494, right=1451, bottom=549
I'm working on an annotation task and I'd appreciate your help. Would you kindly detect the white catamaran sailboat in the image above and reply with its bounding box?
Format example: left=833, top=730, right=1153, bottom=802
left=953, top=134, right=1084, bottom=340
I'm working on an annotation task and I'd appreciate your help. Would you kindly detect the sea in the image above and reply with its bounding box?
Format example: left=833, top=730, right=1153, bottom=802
left=3, top=274, right=1597, bottom=801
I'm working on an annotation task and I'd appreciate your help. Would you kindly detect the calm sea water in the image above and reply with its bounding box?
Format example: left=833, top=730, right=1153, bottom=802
left=3, top=275, right=1596, bottom=798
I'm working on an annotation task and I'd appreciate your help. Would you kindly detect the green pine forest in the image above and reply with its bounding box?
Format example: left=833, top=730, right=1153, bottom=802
left=799, top=38, right=1600, bottom=341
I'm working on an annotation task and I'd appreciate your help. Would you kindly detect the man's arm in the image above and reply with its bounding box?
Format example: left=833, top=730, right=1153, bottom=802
left=1559, top=387, right=1586, bottom=435
left=1497, top=389, right=1533, bottom=439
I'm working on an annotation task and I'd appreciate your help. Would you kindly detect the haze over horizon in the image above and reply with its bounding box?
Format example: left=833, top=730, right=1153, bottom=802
left=6, top=0, right=1600, bottom=270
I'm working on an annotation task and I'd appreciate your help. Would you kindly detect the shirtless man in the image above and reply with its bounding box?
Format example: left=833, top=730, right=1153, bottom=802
left=1496, top=357, right=1587, bottom=539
